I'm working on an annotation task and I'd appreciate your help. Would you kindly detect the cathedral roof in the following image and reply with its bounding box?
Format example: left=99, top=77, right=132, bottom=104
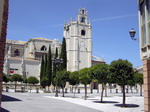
left=30, top=37, right=52, bottom=41
left=92, top=55, right=105, bottom=62
left=6, top=40, right=26, bottom=45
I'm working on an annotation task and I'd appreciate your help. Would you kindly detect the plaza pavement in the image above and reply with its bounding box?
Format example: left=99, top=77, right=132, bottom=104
left=1, top=89, right=144, bottom=112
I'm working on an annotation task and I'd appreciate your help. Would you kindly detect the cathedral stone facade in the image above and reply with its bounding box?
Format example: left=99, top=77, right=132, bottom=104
left=4, top=38, right=61, bottom=79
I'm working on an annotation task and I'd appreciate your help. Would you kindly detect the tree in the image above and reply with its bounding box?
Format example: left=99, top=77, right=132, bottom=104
left=109, top=59, right=134, bottom=107
left=27, top=76, right=39, bottom=93
left=11, top=74, right=23, bottom=92
left=40, top=54, right=45, bottom=82
left=40, top=77, right=48, bottom=89
left=44, top=54, right=48, bottom=77
left=134, top=73, right=143, bottom=96
left=69, top=71, right=79, bottom=96
left=9, top=77, right=13, bottom=82
left=91, top=63, right=109, bottom=102
left=56, top=70, right=70, bottom=97
left=55, top=47, right=58, bottom=59
left=79, top=68, right=92, bottom=100
left=108, top=77, right=115, bottom=93
left=2, top=73, right=9, bottom=83
left=69, top=71, right=79, bottom=89
left=47, top=45, right=52, bottom=91
left=127, top=79, right=136, bottom=93
left=23, top=78, right=28, bottom=83
left=60, top=37, right=67, bottom=70
left=27, top=76, right=39, bottom=85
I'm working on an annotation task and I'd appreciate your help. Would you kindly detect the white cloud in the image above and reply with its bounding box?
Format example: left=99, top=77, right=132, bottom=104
left=92, top=14, right=137, bottom=22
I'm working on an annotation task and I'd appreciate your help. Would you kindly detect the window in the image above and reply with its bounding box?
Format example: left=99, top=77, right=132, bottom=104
left=148, top=23, right=150, bottom=43
left=41, top=45, right=47, bottom=51
left=147, top=0, right=150, bottom=20
left=82, top=10, right=85, bottom=14
left=140, top=1, right=146, bottom=46
left=142, top=25, right=146, bottom=46
left=140, top=1, right=145, bottom=24
left=14, top=49, right=20, bottom=56
left=81, top=17, right=85, bottom=23
left=81, top=30, right=86, bottom=36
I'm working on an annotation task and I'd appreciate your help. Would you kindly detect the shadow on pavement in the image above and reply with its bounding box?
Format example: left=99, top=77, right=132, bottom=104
left=2, top=94, right=22, bottom=102
left=93, top=101, right=119, bottom=103
left=0, top=107, right=9, bottom=112
left=114, top=104, right=139, bottom=108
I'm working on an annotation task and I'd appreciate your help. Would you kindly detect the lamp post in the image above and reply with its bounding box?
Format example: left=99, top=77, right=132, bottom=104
left=129, top=28, right=137, bottom=41
left=52, top=58, right=63, bottom=97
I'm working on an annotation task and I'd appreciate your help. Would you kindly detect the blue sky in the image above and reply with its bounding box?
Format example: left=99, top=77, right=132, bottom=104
left=7, top=0, right=141, bottom=67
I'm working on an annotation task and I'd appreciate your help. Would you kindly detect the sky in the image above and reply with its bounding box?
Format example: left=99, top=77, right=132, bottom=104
left=7, top=0, right=141, bottom=67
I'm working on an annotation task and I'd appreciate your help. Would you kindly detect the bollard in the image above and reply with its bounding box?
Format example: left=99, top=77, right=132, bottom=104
left=65, top=88, right=67, bottom=93
left=116, top=89, right=118, bottom=93
left=6, top=86, right=9, bottom=92
left=78, top=88, right=80, bottom=93
left=21, top=86, right=24, bottom=93
left=36, top=88, right=39, bottom=93
left=91, top=88, right=93, bottom=93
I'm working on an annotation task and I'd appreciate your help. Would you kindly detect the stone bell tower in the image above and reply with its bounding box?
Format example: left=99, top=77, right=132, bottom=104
left=64, top=8, right=92, bottom=72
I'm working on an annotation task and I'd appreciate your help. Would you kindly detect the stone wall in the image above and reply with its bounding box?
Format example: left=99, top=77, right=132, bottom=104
left=143, top=60, right=150, bottom=112
left=0, top=0, right=8, bottom=107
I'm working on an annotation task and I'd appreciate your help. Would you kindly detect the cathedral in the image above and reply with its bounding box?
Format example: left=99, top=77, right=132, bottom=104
left=3, top=8, right=105, bottom=79
left=4, top=38, right=61, bottom=79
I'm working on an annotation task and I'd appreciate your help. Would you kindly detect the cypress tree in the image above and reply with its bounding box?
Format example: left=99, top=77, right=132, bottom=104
left=47, top=45, right=52, bottom=91
left=44, top=54, right=48, bottom=77
left=40, top=55, right=44, bottom=82
left=54, top=48, right=58, bottom=74
left=60, top=37, right=67, bottom=70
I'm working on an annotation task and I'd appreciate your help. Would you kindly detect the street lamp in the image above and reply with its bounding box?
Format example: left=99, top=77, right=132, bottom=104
left=129, top=28, right=137, bottom=41
left=52, top=57, right=63, bottom=97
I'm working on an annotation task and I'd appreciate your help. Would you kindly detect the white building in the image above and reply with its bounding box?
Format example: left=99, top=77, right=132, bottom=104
left=3, top=38, right=61, bottom=79
left=138, top=1, right=150, bottom=111
left=139, top=0, right=150, bottom=59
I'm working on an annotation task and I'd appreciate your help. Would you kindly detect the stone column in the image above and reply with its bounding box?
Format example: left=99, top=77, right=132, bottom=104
left=143, top=60, right=150, bottom=112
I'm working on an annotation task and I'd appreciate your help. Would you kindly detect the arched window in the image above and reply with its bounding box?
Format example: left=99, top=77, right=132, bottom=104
left=81, top=17, right=85, bottom=23
left=14, top=49, right=20, bottom=56
left=82, top=10, right=85, bottom=14
left=41, top=45, right=47, bottom=51
left=81, top=30, right=86, bottom=36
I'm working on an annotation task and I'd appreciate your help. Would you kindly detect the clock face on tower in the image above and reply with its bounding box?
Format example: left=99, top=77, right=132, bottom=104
left=81, top=41, right=85, bottom=46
